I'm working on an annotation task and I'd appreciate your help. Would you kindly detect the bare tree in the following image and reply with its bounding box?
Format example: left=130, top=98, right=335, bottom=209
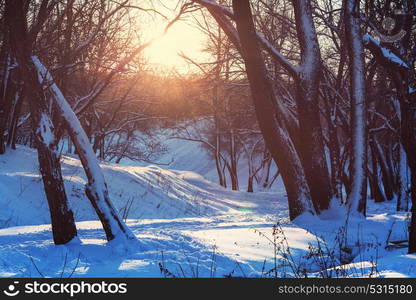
left=231, top=0, right=315, bottom=218
left=4, top=0, right=77, bottom=245
left=344, top=0, right=367, bottom=215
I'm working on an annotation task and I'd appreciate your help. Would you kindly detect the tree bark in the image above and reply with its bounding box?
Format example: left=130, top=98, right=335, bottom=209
left=229, top=128, right=239, bottom=190
left=5, top=0, right=77, bottom=244
left=374, top=139, right=395, bottom=201
left=397, top=144, right=409, bottom=211
left=369, top=136, right=386, bottom=203
left=363, top=31, right=416, bottom=252
left=32, top=56, right=136, bottom=242
left=292, top=0, right=331, bottom=212
left=344, top=0, right=368, bottom=215
left=30, top=98, right=78, bottom=245
left=401, top=96, right=416, bottom=253
left=0, top=54, right=14, bottom=154
left=232, top=0, right=315, bottom=219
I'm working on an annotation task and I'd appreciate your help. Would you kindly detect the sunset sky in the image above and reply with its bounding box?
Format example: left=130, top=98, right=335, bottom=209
left=141, top=1, right=210, bottom=72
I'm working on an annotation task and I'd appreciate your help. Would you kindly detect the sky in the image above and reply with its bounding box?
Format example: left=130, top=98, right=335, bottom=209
left=140, top=1, right=210, bottom=73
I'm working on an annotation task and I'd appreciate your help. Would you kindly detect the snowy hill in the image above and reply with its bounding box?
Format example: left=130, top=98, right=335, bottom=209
left=0, top=146, right=415, bottom=277
left=0, top=145, right=263, bottom=227
left=118, top=128, right=282, bottom=192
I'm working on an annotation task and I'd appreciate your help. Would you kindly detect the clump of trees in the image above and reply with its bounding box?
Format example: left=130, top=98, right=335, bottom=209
left=0, top=0, right=156, bottom=244
left=186, top=0, right=415, bottom=252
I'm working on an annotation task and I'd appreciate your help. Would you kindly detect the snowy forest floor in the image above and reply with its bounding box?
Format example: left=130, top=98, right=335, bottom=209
left=0, top=146, right=415, bottom=277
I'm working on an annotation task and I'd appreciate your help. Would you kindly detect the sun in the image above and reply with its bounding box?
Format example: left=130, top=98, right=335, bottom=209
left=143, top=19, right=208, bottom=72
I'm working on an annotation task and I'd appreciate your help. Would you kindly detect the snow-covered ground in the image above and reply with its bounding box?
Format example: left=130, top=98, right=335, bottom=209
left=0, top=145, right=414, bottom=278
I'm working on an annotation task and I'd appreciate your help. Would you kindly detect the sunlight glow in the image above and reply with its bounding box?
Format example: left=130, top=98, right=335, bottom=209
left=144, top=20, right=209, bottom=73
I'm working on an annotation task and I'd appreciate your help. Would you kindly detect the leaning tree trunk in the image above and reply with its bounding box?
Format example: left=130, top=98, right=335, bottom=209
left=232, top=0, right=315, bottom=219
left=344, top=0, right=367, bottom=215
left=33, top=56, right=136, bottom=242
left=5, top=0, right=77, bottom=245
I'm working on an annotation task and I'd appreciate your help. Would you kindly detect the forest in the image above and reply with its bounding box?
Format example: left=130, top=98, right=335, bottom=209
left=0, top=0, right=415, bottom=278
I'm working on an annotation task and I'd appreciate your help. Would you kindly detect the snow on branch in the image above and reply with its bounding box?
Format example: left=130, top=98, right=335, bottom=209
left=363, top=34, right=410, bottom=71
left=32, top=55, right=107, bottom=189
left=72, top=40, right=152, bottom=115
left=256, top=33, right=300, bottom=76
left=192, top=0, right=299, bottom=76
left=32, top=56, right=136, bottom=242
left=192, top=0, right=234, bottom=18
left=70, top=0, right=130, bottom=59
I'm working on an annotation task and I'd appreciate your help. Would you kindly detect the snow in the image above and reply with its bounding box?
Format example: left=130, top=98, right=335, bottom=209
left=256, top=33, right=299, bottom=75
left=32, top=56, right=136, bottom=241
left=36, top=113, right=55, bottom=147
left=0, top=144, right=414, bottom=277
left=297, top=1, right=320, bottom=77
left=32, top=56, right=107, bottom=192
left=119, top=126, right=283, bottom=193
left=363, top=34, right=410, bottom=69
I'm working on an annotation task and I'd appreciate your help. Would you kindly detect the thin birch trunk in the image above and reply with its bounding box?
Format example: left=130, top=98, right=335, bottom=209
left=344, top=0, right=367, bottom=215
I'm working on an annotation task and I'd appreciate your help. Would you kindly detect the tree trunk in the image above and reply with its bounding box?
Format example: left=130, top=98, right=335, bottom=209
left=6, top=85, right=24, bottom=150
left=362, top=32, right=416, bottom=253
left=373, top=139, right=395, bottom=201
left=258, top=152, right=272, bottom=189
left=397, top=144, right=409, bottom=211
left=247, top=176, right=254, bottom=193
left=399, top=92, right=416, bottom=253
left=0, top=54, right=14, bottom=154
left=402, top=103, right=416, bottom=253
left=344, top=0, right=367, bottom=215
left=229, top=128, right=239, bottom=191
left=30, top=103, right=78, bottom=245
left=327, top=112, right=343, bottom=201
left=32, top=56, right=136, bottom=242
left=5, top=0, right=77, bottom=245
left=232, top=0, right=315, bottom=219
left=214, top=150, right=226, bottom=187
left=292, top=0, right=331, bottom=213
left=369, top=137, right=386, bottom=203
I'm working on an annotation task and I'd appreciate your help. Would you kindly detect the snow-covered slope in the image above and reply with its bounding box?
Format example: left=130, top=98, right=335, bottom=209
left=0, top=145, right=273, bottom=228
left=0, top=145, right=414, bottom=278
left=119, top=129, right=282, bottom=192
